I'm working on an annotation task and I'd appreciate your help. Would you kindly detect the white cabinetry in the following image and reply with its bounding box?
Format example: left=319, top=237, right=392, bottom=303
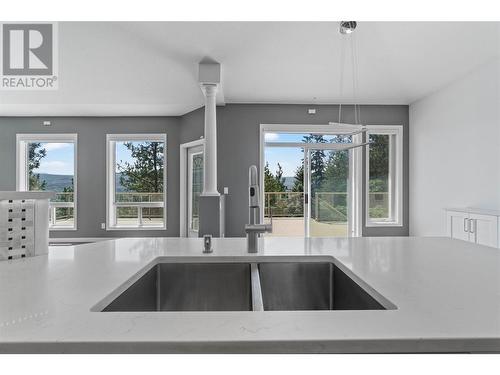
left=0, top=191, right=54, bottom=261
left=445, top=208, right=499, bottom=248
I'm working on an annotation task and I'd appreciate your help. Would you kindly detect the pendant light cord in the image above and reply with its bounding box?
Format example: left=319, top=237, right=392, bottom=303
left=352, top=32, right=361, bottom=125
left=338, top=23, right=361, bottom=127
left=338, top=30, right=345, bottom=125
left=350, top=32, right=361, bottom=125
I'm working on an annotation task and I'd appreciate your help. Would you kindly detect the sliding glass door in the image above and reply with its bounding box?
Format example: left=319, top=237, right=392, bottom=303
left=262, top=127, right=361, bottom=238
left=263, top=146, right=305, bottom=237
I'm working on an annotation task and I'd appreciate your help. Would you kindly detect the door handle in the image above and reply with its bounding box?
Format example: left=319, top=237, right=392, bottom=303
left=469, top=219, right=476, bottom=234
left=463, top=218, right=469, bottom=232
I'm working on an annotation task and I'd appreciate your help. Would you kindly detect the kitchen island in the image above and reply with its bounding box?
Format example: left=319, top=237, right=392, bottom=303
left=0, top=236, right=499, bottom=353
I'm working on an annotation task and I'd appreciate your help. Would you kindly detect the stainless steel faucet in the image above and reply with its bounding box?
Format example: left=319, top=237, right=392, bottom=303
left=245, top=165, right=272, bottom=253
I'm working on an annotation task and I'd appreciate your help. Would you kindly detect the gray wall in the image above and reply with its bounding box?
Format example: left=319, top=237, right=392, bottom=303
left=180, top=104, right=409, bottom=237
left=180, top=106, right=205, bottom=144
left=0, top=103, right=409, bottom=239
left=0, top=117, right=180, bottom=238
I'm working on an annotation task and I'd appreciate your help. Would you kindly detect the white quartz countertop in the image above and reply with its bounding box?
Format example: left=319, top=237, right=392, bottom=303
left=445, top=207, right=500, bottom=216
left=0, top=236, right=499, bottom=353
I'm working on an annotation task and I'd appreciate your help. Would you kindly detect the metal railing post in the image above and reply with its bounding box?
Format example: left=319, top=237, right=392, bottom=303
left=51, top=206, right=56, bottom=226
left=315, top=194, right=319, bottom=221
left=138, top=206, right=143, bottom=226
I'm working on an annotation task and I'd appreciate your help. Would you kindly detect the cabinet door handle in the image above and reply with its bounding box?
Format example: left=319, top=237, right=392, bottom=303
left=464, top=218, right=469, bottom=232
left=469, top=219, right=476, bottom=234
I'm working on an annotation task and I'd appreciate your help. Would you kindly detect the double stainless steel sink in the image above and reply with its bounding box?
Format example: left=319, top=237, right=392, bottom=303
left=99, top=258, right=395, bottom=312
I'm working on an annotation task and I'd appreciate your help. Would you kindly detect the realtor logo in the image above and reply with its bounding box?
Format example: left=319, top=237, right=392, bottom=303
left=1, top=23, right=58, bottom=90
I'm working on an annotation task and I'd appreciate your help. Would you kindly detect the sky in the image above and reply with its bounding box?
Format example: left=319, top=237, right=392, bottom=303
left=115, top=141, right=139, bottom=172
left=31, top=141, right=157, bottom=175
left=265, top=147, right=303, bottom=177
left=114, top=141, right=166, bottom=172
left=264, top=133, right=306, bottom=176
left=264, top=132, right=344, bottom=176
left=32, top=136, right=337, bottom=178
left=32, top=142, right=74, bottom=175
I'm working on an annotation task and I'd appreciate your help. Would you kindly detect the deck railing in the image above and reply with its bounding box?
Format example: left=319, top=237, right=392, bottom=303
left=47, top=192, right=166, bottom=226
left=264, top=191, right=389, bottom=221
left=115, top=192, right=164, bottom=203
left=48, top=191, right=389, bottom=226
left=49, top=192, right=75, bottom=226
left=113, top=192, right=164, bottom=224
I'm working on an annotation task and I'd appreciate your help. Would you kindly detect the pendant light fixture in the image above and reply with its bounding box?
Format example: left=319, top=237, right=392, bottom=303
left=329, top=21, right=370, bottom=148
left=337, top=20, right=362, bottom=128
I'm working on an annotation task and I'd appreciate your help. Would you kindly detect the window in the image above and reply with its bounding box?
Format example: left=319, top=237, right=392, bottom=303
left=365, top=126, right=403, bottom=227
left=16, top=134, right=78, bottom=230
left=106, top=134, right=166, bottom=230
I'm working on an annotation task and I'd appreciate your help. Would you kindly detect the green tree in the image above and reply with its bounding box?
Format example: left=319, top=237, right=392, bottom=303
left=264, top=162, right=286, bottom=193
left=324, top=150, right=348, bottom=192
left=62, top=179, right=74, bottom=200
left=264, top=162, right=287, bottom=216
left=290, top=134, right=327, bottom=193
left=368, top=134, right=389, bottom=192
left=117, top=142, right=165, bottom=222
left=323, top=135, right=351, bottom=192
left=291, top=164, right=304, bottom=192
left=56, top=179, right=75, bottom=220
left=303, top=134, right=326, bottom=191
left=117, top=142, right=164, bottom=194
left=28, top=142, right=47, bottom=190
left=289, top=164, right=305, bottom=216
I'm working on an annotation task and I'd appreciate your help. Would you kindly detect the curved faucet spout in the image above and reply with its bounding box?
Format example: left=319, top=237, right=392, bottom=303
left=246, top=165, right=272, bottom=253
left=249, top=165, right=258, bottom=188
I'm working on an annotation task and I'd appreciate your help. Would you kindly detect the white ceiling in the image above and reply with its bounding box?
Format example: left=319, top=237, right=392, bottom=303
left=1, top=21, right=498, bottom=116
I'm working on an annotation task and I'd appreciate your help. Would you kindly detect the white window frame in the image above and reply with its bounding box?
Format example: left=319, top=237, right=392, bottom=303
left=16, top=133, right=78, bottom=231
left=106, top=133, right=167, bottom=231
left=365, top=125, right=403, bottom=227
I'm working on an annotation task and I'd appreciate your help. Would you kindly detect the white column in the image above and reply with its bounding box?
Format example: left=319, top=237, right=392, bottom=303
left=201, top=83, right=219, bottom=196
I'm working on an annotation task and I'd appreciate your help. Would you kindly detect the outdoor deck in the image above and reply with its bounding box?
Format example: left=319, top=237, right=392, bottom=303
left=265, top=217, right=348, bottom=237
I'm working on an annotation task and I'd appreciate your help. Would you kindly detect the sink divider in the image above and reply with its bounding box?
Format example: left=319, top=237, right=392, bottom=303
left=250, top=264, right=264, bottom=311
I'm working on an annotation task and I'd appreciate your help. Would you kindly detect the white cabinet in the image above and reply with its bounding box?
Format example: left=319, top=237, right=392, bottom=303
left=446, top=210, right=470, bottom=242
left=0, top=191, right=53, bottom=261
left=446, top=208, right=500, bottom=248
left=472, top=214, right=499, bottom=247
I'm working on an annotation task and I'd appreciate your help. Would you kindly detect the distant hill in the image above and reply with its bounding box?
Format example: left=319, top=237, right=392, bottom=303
left=115, top=173, right=128, bottom=192
left=283, top=176, right=295, bottom=191
left=38, top=173, right=73, bottom=192
left=38, top=173, right=127, bottom=192
left=38, top=173, right=296, bottom=192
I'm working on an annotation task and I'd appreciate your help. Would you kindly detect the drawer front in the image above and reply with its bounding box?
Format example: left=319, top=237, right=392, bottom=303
left=0, top=199, right=36, bottom=260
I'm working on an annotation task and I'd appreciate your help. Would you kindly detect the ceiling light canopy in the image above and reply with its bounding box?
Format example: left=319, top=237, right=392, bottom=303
left=339, top=21, right=357, bottom=35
